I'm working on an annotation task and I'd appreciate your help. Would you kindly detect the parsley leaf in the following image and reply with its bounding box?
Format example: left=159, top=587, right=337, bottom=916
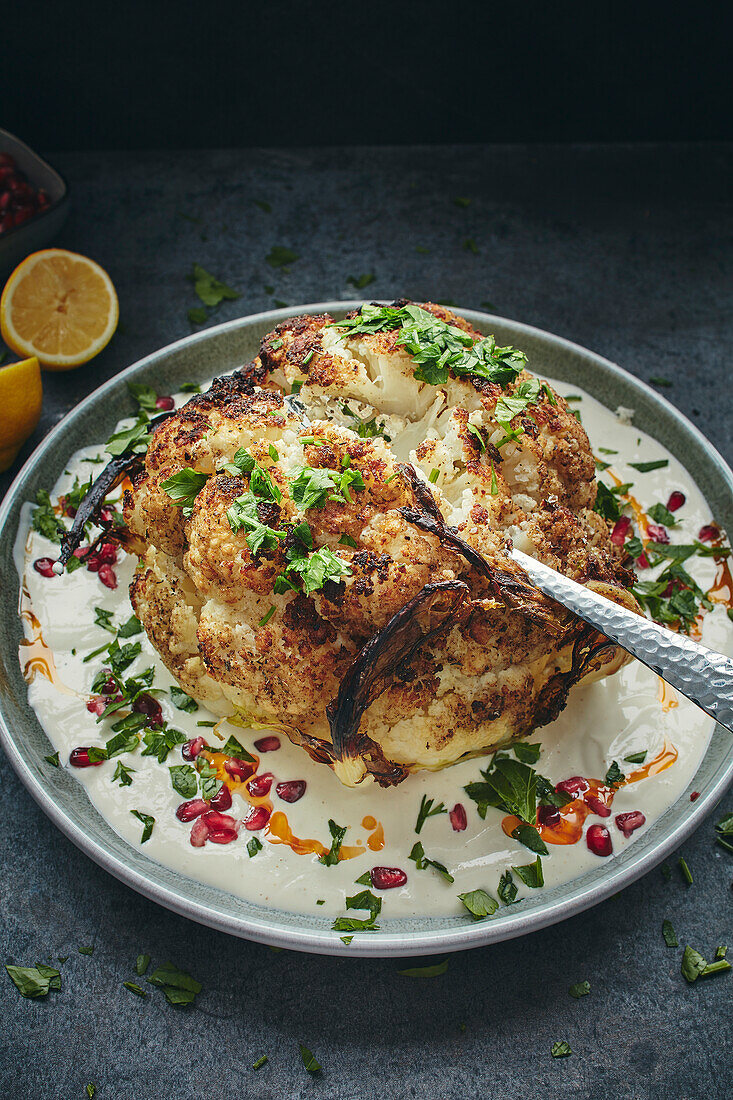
left=551, top=1041, right=572, bottom=1058
left=569, top=981, right=591, bottom=998
left=397, top=959, right=450, bottom=977
left=299, top=1044, right=321, bottom=1074
left=266, top=246, right=298, bottom=269
left=112, top=761, right=135, bottom=786
left=624, top=750, right=647, bottom=764
left=127, top=382, right=159, bottom=414
left=498, top=870, right=517, bottom=905
left=604, top=761, right=624, bottom=787
left=332, top=889, right=382, bottom=932
left=285, top=546, right=351, bottom=595
left=647, top=502, right=677, bottom=527
left=629, top=459, right=669, bottom=473
left=510, top=823, right=548, bottom=855
left=415, top=795, right=448, bottom=834
left=191, top=263, right=240, bottom=308
left=513, top=742, right=541, bottom=764
left=135, top=954, right=151, bottom=975
left=161, top=469, right=209, bottom=517
left=130, top=809, right=155, bottom=843
left=457, top=889, right=498, bottom=920
left=347, top=273, right=375, bottom=289
left=320, top=819, right=347, bottom=866
left=409, top=841, right=454, bottom=882
left=147, top=961, right=202, bottom=1005
left=662, top=919, right=678, bottom=947
left=464, top=756, right=537, bottom=823
left=170, top=686, right=198, bottom=712
left=512, top=855, right=544, bottom=888
left=106, top=416, right=150, bottom=457
left=5, top=964, right=61, bottom=999
left=169, top=764, right=198, bottom=799
left=31, top=488, right=65, bottom=543
left=247, top=837, right=263, bottom=857
left=220, top=735, right=255, bottom=762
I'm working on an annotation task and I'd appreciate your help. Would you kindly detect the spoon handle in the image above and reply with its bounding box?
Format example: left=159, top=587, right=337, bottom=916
left=510, top=546, right=733, bottom=736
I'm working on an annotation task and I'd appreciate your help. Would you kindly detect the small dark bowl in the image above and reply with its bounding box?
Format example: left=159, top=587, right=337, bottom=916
left=0, top=128, right=70, bottom=278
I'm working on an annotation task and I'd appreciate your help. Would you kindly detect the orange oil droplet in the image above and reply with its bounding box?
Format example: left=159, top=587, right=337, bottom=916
left=266, top=811, right=328, bottom=857
left=367, top=822, right=385, bottom=852
left=625, top=741, right=678, bottom=783
left=18, top=601, right=78, bottom=697
left=361, top=815, right=377, bottom=830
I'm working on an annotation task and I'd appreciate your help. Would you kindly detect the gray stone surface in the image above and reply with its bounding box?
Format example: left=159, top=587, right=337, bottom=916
left=1, top=144, right=731, bottom=1098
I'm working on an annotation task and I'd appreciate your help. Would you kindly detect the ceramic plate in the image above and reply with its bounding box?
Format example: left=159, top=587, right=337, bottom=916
left=1, top=303, right=732, bottom=957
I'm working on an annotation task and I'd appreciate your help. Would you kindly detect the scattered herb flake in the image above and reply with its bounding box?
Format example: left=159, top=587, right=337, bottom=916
left=678, top=857, right=693, bottom=885
left=247, top=837, right=263, bottom=858
left=299, top=1044, right=321, bottom=1074
left=347, top=273, right=375, bottom=289
left=551, top=1041, right=572, bottom=1058
left=147, top=961, right=202, bottom=1005
left=5, top=964, right=61, bottom=999
left=320, top=819, right=347, bottom=866
left=415, top=795, right=448, bottom=834
left=135, top=954, right=150, bottom=976
left=78, top=945, right=94, bottom=956
left=569, top=981, right=591, bottom=998
left=191, top=263, right=240, bottom=308
left=131, top=809, right=155, bottom=843
left=397, top=959, right=450, bottom=977
left=409, top=841, right=454, bottom=883
left=624, top=750, right=647, bottom=764
left=252, top=1054, right=269, bottom=1070
left=266, top=246, right=298, bottom=269
left=44, top=751, right=60, bottom=767
left=662, top=920, right=678, bottom=947
left=629, top=459, right=669, bottom=473
left=457, top=889, right=498, bottom=920
left=123, top=981, right=148, bottom=997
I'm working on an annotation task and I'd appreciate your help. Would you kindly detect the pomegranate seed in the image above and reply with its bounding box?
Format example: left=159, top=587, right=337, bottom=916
left=202, top=809, right=240, bottom=832
left=646, top=523, right=669, bottom=544
left=666, top=491, right=685, bottom=512
left=635, top=552, right=650, bottom=569
left=224, top=757, right=254, bottom=780
left=33, top=557, right=57, bottom=578
left=537, top=803, right=560, bottom=827
left=610, top=516, right=631, bottom=546
left=449, top=803, right=467, bottom=831
left=155, top=395, right=175, bottom=411
left=614, top=811, right=646, bottom=838
left=243, top=805, right=270, bottom=831
left=661, top=580, right=675, bottom=598
left=190, top=818, right=209, bottom=847
left=207, top=827, right=239, bottom=844
left=69, top=747, right=103, bottom=768
left=370, top=866, right=407, bottom=890
left=73, top=547, right=88, bottom=559
left=276, top=779, right=306, bottom=803
left=176, top=798, right=208, bottom=822
left=247, top=772, right=273, bottom=797
left=690, top=791, right=700, bottom=802
left=698, top=524, right=719, bottom=543
left=584, top=794, right=612, bottom=818
left=97, top=542, right=118, bottom=564
left=98, top=564, right=117, bottom=589
left=556, top=776, right=589, bottom=798
left=586, top=823, right=613, bottom=856
left=132, top=693, right=163, bottom=726
left=254, top=735, right=280, bottom=752
left=86, top=696, right=107, bottom=717
left=182, top=737, right=205, bottom=761
left=209, top=784, right=233, bottom=810
left=85, top=554, right=100, bottom=572
left=62, top=502, right=77, bottom=518
left=99, top=506, right=115, bottom=524
left=100, top=676, right=118, bottom=695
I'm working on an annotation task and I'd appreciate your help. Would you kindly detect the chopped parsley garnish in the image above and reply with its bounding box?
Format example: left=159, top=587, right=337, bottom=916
left=247, top=837, right=263, bottom=858
left=354, top=871, right=372, bottom=885
left=593, top=481, right=622, bottom=522
left=510, top=823, right=548, bottom=855
left=415, top=795, right=447, bottom=834
left=106, top=416, right=150, bottom=457
left=347, top=273, right=375, bottom=289
left=604, top=761, right=624, bottom=788
left=466, top=423, right=485, bottom=450
left=397, top=959, right=450, bottom=977
left=220, top=734, right=255, bottom=761
left=551, top=1041, right=572, bottom=1058
left=647, top=502, right=677, bottom=527
left=290, top=463, right=365, bottom=509
left=161, top=469, right=209, bottom=517
left=170, top=686, right=198, bottom=712
left=513, top=742, right=541, bottom=764
left=227, top=493, right=286, bottom=555
left=498, top=870, right=517, bottom=905
left=191, top=263, right=240, bottom=308
left=428, top=468, right=439, bottom=484
left=135, top=954, right=150, bottom=976
left=453, top=196, right=471, bottom=207
left=464, top=756, right=537, bottom=824
left=78, top=945, right=94, bottom=955
left=31, top=488, right=65, bottom=543
left=123, top=981, right=148, bottom=997
left=682, top=945, right=731, bottom=983
left=332, top=889, right=382, bottom=932
left=127, top=382, right=159, bottom=414
left=662, top=920, right=678, bottom=947
left=457, top=889, right=498, bottom=920
left=463, top=237, right=479, bottom=253
left=339, top=532, right=357, bottom=548
left=44, top=751, right=60, bottom=767
left=624, top=750, right=647, bottom=764
left=319, top=819, right=347, bottom=866
left=112, top=761, right=135, bottom=787
left=266, top=246, right=298, bottom=269
left=252, top=1055, right=268, bottom=1070
left=130, top=810, right=155, bottom=843
left=649, top=376, right=672, bottom=387
left=188, top=307, right=207, bottom=325
left=409, top=841, right=454, bottom=882
left=281, top=545, right=352, bottom=596
left=298, top=1044, right=321, bottom=1074
left=342, top=404, right=390, bottom=440
left=629, top=459, right=669, bottom=473
left=147, top=961, right=202, bottom=1005
left=678, top=856, right=693, bottom=885
left=169, top=764, right=198, bottom=799
left=5, top=964, right=62, bottom=999
left=258, top=605, right=276, bottom=627
left=569, top=981, right=591, bottom=998
left=512, top=855, right=544, bottom=888
left=715, top=812, right=733, bottom=855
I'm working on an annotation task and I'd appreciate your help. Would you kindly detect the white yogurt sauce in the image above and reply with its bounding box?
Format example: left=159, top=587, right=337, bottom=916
left=16, top=378, right=733, bottom=923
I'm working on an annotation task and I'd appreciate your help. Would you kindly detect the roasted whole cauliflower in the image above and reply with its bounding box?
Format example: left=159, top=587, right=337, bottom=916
left=122, top=301, right=639, bottom=786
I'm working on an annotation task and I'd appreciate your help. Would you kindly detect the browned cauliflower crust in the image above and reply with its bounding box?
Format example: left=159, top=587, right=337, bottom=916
left=124, top=302, right=638, bottom=786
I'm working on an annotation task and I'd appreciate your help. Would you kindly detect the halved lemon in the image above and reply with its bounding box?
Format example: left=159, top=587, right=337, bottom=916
left=0, top=249, right=119, bottom=370
left=0, top=356, right=43, bottom=472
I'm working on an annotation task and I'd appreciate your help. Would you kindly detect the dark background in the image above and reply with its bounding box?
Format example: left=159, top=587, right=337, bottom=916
left=4, top=1, right=731, bottom=150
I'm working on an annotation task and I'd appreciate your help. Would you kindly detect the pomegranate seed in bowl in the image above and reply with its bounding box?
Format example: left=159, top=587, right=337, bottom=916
left=247, top=772, right=273, bottom=797
left=176, top=798, right=209, bottom=822
left=243, top=805, right=270, bottom=831
left=370, top=866, right=407, bottom=890
left=666, top=491, right=685, bottom=512
left=69, top=747, right=103, bottom=768
left=610, top=516, right=631, bottom=545
left=586, top=824, right=613, bottom=856
left=556, top=776, right=589, bottom=798
left=275, top=780, right=306, bottom=803
left=224, top=757, right=254, bottom=781
left=209, top=784, right=233, bottom=811
left=98, top=564, right=117, bottom=589
left=614, top=811, right=646, bottom=838
left=182, top=737, right=205, bottom=761
left=190, top=817, right=209, bottom=847
left=646, top=523, right=669, bottom=544
left=33, top=557, right=57, bottom=578
left=155, top=395, right=175, bottom=411
left=254, top=735, right=280, bottom=753
left=132, top=693, right=163, bottom=726
left=449, top=804, right=467, bottom=831
left=698, top=524, right=719, bottom=542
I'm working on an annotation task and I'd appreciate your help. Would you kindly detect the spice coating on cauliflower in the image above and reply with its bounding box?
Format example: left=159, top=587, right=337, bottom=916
left=124, top=302, right=638, bottom=786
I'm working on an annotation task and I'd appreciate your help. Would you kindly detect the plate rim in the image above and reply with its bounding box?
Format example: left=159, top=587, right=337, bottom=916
left=1, top=301, right=732, bottom=958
